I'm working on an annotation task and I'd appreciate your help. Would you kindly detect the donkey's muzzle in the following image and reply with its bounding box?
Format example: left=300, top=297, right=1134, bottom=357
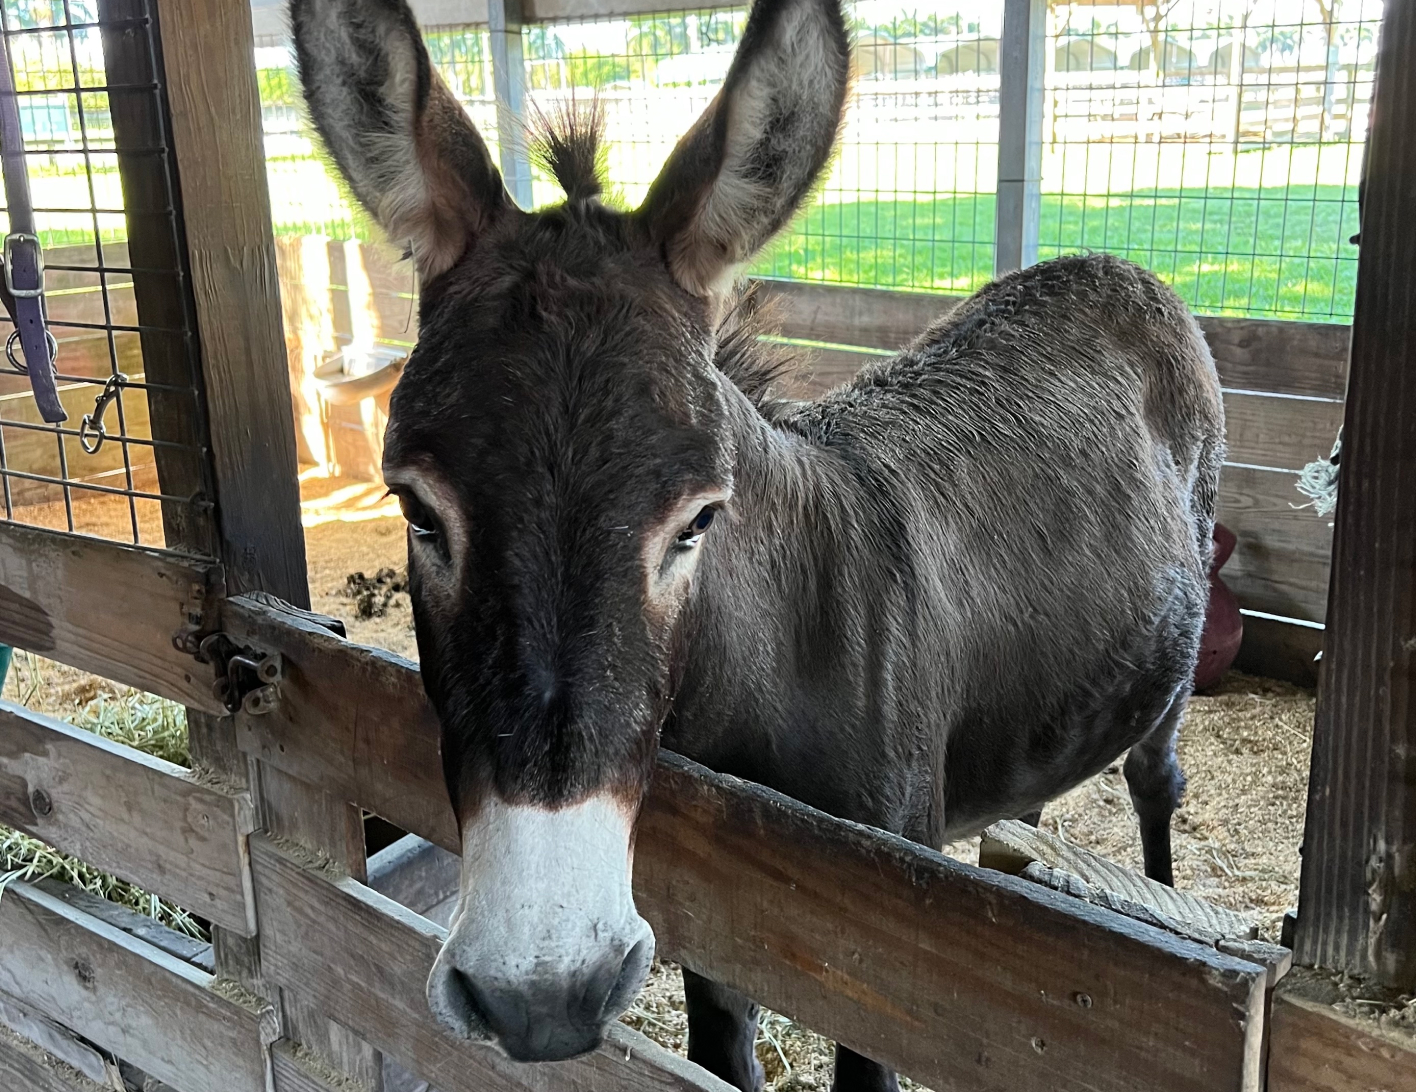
left=427, top=925, right=655, bottom=1060
left=424, top=793, right=654, bottom=1059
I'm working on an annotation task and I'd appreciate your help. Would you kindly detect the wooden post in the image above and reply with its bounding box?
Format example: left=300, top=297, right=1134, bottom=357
left=148, top=0, right=308, bottom=602
left=1293, top=0, right=1416, bottom=992
left=994, top=0, right=1045, bottom=276
left=489, top=0, right=535, bottom=209
left=146, top=0, right=383, bottom=1086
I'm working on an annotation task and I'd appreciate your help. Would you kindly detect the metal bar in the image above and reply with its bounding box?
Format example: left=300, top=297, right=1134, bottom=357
left=0, top=465, right=196, bottom=505
left=0, top=371, right=201, bottom=393
left=995, top=0, right=1045, bottom=276
left=0, top=414, right=194, bottom=451
left=489, top=0, right=534, bottom=209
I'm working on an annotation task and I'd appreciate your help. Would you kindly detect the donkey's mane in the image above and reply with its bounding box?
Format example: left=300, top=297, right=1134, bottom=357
left=528, top=100, right=609, bottom=203
left=714, top=286, right=806, bottom=417
left=529, top=108, right=805, bottom=414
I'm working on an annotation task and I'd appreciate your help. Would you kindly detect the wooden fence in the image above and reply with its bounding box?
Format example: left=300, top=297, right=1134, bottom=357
left=2, top=1, right=1413, bottom=1091
left=3, top=512, right=1414, bottom=1092
left=0, top=518, right=1284, bottom=1092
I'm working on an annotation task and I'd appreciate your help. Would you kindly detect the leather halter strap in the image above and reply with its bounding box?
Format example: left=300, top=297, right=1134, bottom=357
left=0, top=27, right=65, bottom=423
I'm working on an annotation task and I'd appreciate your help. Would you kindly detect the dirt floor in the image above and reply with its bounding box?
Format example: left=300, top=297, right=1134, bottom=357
left=2, top=495, right=1320, bottom=1090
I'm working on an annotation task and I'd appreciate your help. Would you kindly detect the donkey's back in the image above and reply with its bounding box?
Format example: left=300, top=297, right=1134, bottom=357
left=778, top=253, right=1225, bottom=852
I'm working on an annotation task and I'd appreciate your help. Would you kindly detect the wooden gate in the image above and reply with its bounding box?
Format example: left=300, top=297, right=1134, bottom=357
left=0, top=2, right=1414, bottom=1091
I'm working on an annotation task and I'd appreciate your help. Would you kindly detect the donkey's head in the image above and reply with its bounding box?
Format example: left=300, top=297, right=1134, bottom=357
left=291, top=0, right=848, bottom=1061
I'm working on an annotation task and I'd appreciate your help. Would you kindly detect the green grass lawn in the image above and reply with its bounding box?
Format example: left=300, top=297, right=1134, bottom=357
left=14, top=154, right=1361, bottom=323
left=756, top=184, right=1361, bottom=322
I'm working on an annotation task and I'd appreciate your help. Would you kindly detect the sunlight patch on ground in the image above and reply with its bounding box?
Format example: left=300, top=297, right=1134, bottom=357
left=299, top=473, right=401, bottom=528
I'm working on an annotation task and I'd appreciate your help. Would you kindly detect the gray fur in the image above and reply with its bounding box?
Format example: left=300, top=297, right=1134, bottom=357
left=673, top=256, right=1223, bottom=850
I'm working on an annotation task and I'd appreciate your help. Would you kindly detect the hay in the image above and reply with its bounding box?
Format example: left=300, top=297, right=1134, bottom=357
left=0, top=653, right=205, bottom=940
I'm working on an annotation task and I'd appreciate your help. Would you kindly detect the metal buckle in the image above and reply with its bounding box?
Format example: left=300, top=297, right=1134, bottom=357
left=3, top=232, right=44, bottom=298
left=4, top=327, right=57, bottom=374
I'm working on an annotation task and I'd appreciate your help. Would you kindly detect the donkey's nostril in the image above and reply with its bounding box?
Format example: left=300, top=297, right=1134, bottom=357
left=452, top=969, right=496, bottom=1035
left=600, top=937, right=654, bottom=1023
left=467, top=978, right=531, bottom=1046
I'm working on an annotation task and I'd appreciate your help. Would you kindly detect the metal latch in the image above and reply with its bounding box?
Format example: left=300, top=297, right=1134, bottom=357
left=193, top=632, right=282, bottom=716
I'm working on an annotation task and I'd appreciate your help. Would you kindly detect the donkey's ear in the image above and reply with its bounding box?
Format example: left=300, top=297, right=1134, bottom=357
left=290, top=0, right=509, bottom=282
left=636, top=0, right=849, bottom=297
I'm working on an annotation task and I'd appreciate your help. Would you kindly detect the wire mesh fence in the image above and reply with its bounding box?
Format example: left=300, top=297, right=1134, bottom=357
left=1039, top=0, right=1378, bottom=320
left=251, top=0, right=1379, bottom=322
left=0, top=0, right=212, bottom=548
left=0, top=0, right=1384, bottom=541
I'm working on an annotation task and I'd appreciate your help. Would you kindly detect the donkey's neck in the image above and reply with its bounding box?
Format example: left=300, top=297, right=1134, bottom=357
left=665, top=373, right=943, bottom=834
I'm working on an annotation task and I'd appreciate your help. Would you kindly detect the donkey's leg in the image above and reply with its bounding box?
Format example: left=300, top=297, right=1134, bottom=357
left=831, top=1045, right=900, bottom=1092
left=1018, top=808, right=1043, bottom=827
left=682, top=968, right=764, bottom=1092
left=1123, top=694, right=1188, bottom=886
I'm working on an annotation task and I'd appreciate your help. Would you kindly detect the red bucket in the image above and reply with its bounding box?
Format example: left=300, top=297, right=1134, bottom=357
left=1194, top=523, right=1243, bottom=692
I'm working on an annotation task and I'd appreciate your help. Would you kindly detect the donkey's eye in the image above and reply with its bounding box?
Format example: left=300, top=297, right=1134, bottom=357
left=675, top=506, right=716, bottom=548
left=394, top=489, right=439, bottom=539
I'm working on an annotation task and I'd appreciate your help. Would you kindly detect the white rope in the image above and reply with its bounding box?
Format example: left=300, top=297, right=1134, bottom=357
left=1295, top=428, right=1341, bottom=520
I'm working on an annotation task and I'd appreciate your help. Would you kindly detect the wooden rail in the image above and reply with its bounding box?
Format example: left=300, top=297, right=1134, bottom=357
left=0, top=521, right=224, bottom=713
left=0, top=881, right=273, bottom=1092
left=1267, top=981, right=1416, bottom=1092
left=219, top=594, right=1269, bottom=1092
left=0, top=527, right=1273, bottom=1091
left=0, top=701, right=256, bottom=934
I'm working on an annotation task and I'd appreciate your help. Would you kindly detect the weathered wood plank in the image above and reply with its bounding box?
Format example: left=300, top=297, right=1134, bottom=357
left=367, top=834, right=460, bottom=918
left=1232, top=613, right=1323, bottom=690
left=1198, top=316, right=1350, bottom=401
left=100, top=0, right=215, bottom=553
left=157, top=0, right=308, bottom=603
left=271, top=1039, right=358, bottom=1092
left=980, top=818, right=1256, bottom=939
left=754, top=279, right=956, bottom=355
left=1266, top=981, right=1416, bottom=1092
left=1293, top=0, right=1416, bottom=989
left=753, top=278, right=1350, bottom=399
left=0, top=881, right=273, bottom=1092
left=0, top=702, right=255, bottom=934
left=1216, top=464, right=1334, bottom=623
left=38, top=879, right=215, bottom=971
left=1220, top=392, right=1345, bottom=473
left=639, top=755, right=1265, bottom=1092
left=225, top=595, right=459, bottom=848
left=0, top=991, right=113, bottom=1086
left=0, top=1023, right=108, bottom=1092
left=228, top=599, right=1267, bottom=1092
left=250, top=834, right=736, bottom=1092
left=0, top=521, right=224, bottom=713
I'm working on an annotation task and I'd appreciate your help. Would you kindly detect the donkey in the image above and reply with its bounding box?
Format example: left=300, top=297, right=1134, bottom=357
left=291, top=0, right=1224, bottom=1088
